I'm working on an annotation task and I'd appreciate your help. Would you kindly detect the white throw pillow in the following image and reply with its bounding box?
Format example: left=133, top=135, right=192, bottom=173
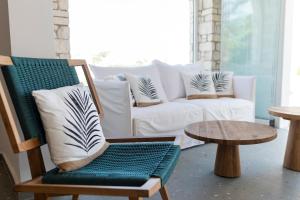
left=152, top=60, right=205, bottom=100
left=212, top=71, right=234, bottom=97
left=181, top=71, right=217, bottom=99
left=32, top=85, right=108, bottom=172
left=93, top=80, right=132, bottom=137
left=103, top=74, right=136, bottom=106
left=90, top=64, right=168, bottom=102
left=125, top=73, right=162, bottom=107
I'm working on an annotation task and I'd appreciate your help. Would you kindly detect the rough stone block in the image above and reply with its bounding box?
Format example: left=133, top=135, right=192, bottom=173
left=199, top=34, right=208, bottom=42
left=53, top=2, right=58, bottom=10
left=213, top=51, right=220, bottom=60
left=199, top=22, right=214, bottom=34
left=204, top=14, right=221, bottom=22
left=215, top=22, right=221, bottom=34
left=217, top=8, right=222, bottom=14
left=55, top=39, right=70, bottom=53
left=57, top=26, right=70, bottom=39
left=207, top=34, right=220, bottom=42
left=58, top=0, right=68, bottom=11
left=53, top=17, right=69, bottom=25
left=200, top=16, right=205, bottom=23
left=53, top=10, right=69, bottom=18
left=202, top=51, right=213, bottom=61
left=199, top=42, right=215, bottom=51
left=201, top=60, right=216, bottom=70
left=216, top=43, right=221, bottom=51
left=213, top=0, right=221, bottom=8
left=202, top=8, right=218, bottom=16
left=203, top=0, right=213, bottom=9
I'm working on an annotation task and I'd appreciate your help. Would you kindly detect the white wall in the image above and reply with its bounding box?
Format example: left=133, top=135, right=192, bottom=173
left=0, top=0, right=56, bottom=183
left=0, top=0, right=20, bottom=182
left=0, top=0, right=11, bottom=56
left=8, top=0, right=55, bottom=58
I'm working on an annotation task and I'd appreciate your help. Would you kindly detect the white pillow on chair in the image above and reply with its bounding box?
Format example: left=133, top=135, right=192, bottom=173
left=32, top=84, right=108, bottom=172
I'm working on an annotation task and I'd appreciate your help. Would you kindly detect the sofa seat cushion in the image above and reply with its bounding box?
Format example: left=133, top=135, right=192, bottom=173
left=132, top=102, right=203, bottom=135
left=43, top=142, right=180, bottom=186
left=174, top=98, right=255, bottom=122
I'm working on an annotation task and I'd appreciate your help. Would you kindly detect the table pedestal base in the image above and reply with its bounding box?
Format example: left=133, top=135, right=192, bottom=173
left=214, top=144, right=241, bottom=178
left=284, top=120, right=300, bottom=171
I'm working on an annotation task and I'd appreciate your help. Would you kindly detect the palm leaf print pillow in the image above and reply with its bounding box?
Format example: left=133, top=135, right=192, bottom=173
left=125, top=73, right=161, bottom=107
left=212, top=71, right=234, bottom=97
left=32, top=84, right=108, bottom=172
left=181, top=71, right=217, bottom=99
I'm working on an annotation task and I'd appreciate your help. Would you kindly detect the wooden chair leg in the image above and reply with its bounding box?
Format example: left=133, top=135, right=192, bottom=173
left=129, top=196, right=143, bottom=200
left=34, top=193, right=49, bottom=200
left=72, top=194, right=79, bottom=200
left=159, top=186, right=170, bottom=200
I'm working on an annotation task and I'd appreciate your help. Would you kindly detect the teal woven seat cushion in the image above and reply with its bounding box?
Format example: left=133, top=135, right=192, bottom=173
left=43, top=142, right=180, bottom=186
left=2, top=57, right=79, bottom=143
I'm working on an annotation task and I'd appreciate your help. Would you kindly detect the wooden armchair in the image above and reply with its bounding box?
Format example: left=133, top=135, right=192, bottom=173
left=0, top=55, right=180, bottom=200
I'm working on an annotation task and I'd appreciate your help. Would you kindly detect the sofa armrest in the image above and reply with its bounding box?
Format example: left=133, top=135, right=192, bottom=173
left=233, top=76, right=256, bottom=102
left=94, top=80, right=132, bottom=137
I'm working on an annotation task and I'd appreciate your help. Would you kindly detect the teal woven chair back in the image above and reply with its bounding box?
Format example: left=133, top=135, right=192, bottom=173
left=1, top=57, right=79, bottom=144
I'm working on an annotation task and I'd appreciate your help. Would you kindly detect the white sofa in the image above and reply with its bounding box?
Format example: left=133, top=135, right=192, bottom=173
left=90, top=62, right=256, bottom=148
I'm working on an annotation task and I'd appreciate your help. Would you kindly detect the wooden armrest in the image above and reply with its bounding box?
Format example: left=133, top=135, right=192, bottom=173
left=106, top=136, right=176, bottom=143
left=15, top=176, right=161, bottom=197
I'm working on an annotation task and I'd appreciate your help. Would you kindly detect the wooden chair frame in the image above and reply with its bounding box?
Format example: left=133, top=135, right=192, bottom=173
left=0, top=55, right=174, bottom=200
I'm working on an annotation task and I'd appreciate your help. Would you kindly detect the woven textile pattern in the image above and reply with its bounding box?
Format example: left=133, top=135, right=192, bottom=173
left=2, top=57, right=79, bottom=144
left=43, top=142, right=181, bottom=186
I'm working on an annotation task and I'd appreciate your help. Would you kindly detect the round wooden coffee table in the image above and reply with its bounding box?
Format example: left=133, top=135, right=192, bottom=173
left=269, top=106, right=300, bottom=171
left=185, top=120, right=277, bottom=178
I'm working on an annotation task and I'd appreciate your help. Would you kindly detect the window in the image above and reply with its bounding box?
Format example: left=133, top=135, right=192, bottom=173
left=69, top=0, right=193, bottom=66
left=220, top=0, right=284, bottom=119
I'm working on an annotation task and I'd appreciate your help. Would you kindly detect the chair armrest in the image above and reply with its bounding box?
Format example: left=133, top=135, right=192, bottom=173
left=233, top=76, right=256, bottom=102
left=93, top=80, right=132, bottom=137
left=106, top=136, right=177, bottom=143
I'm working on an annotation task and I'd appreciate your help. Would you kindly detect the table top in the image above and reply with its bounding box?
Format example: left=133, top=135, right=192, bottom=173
left=185, top=120, right=277, bottom=145
left=269, top=106, right=300, bottom=120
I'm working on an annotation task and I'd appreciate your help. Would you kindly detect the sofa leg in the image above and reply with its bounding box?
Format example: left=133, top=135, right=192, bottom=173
left=160, top=186, right=170, bottom=200
left=129, top=196, right=143, bottom=200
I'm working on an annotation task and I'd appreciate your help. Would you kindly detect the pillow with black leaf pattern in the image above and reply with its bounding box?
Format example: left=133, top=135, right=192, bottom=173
left=212, top=71, right=234, bottom=98
left=125, top=73, right=162, bottom=107
left=181, top=71, right=217, bottom=99
left=32, top=84, right=109, bottom=172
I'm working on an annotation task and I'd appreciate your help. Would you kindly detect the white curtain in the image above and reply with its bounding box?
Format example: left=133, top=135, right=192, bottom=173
left=221, top=0, right=284, bottom=119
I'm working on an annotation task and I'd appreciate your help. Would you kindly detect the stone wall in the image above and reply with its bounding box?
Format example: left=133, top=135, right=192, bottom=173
left=197, top=0, right=221, bottom=70
left=53, top=0, right=70, bottom=59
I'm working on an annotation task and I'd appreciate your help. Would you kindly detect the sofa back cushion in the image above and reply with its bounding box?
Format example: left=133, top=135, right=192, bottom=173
left=152, top=60, right=205, bottom=100
left=90, top=65, right=168, bottom=102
